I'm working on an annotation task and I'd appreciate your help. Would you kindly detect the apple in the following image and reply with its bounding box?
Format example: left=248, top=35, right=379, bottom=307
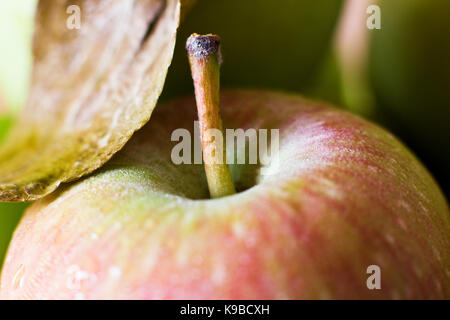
left=2, top=87, right=449, bottom=298
left=1, top=33, right=449, bottom=300
left=162, top=0, right=344, bottom=99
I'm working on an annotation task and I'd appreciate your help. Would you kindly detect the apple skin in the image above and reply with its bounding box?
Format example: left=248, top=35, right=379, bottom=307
left=1, top=90, right=449, bottom=299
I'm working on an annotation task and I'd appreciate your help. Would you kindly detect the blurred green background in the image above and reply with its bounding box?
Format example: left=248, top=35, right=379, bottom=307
left=329, top=0, right=450, bottom=195
left=0, top=115, right=30, bottom=266
left=163, top=0, right=344, bottom=98
left=0, top=0, right=35, bottom=267
left=369, top=0, right=450, bottom=195
left=0, top=0, right=449, bottom=268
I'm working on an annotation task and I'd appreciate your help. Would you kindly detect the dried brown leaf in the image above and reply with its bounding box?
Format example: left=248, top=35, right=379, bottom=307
left=0, top=0, right=182, bottom=201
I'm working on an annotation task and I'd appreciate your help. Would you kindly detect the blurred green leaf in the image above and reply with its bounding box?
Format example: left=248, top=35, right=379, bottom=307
left=0, top=202, right=29, bottom=268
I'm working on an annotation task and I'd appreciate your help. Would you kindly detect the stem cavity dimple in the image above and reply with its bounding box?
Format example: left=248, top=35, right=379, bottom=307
left=186, top=33, right=235, bottom=199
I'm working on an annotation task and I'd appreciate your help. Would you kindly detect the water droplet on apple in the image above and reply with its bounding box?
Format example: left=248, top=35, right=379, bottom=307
left=90, top=232, right=99, bottom=240
left=66, top=265, right=97, bottom=290
left=108, top=266, right=122, bottom=278
left=396, top=216, right=408, bottom=231
left=384, top=233, right=396, bottom=245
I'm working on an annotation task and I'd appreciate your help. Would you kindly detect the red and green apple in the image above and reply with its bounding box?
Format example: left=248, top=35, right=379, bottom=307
left=1, top=35, right=449, bottom=299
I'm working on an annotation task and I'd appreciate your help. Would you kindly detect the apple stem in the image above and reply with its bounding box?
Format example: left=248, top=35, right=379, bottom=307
left=186, top=33, right=236, bottom=198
